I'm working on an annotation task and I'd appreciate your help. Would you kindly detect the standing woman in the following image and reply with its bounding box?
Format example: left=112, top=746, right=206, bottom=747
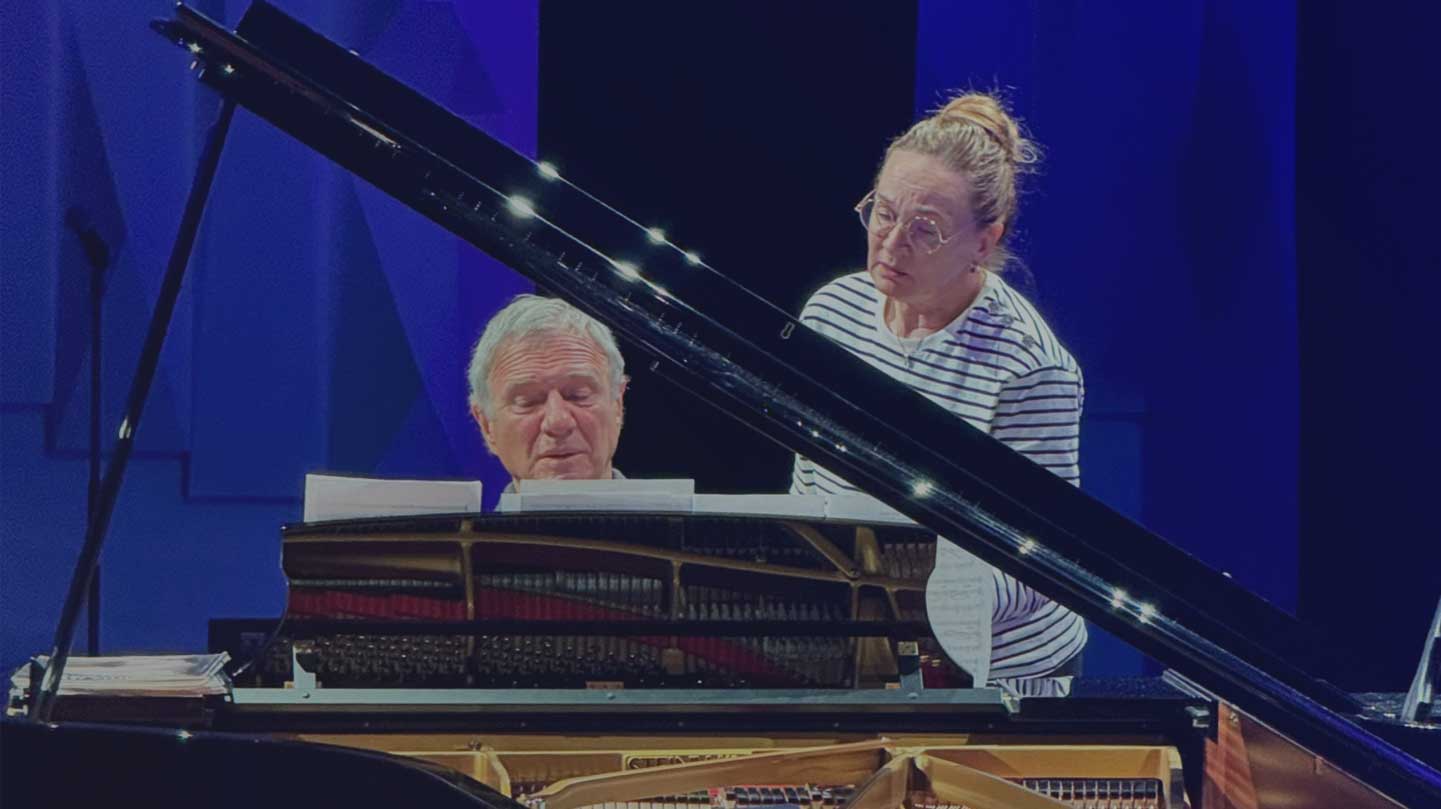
left=791, top=92, right=1086, bottom=680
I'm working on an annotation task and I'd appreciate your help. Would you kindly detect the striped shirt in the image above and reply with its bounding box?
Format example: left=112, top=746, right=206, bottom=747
left=790, top=270, right=1088, bottom=679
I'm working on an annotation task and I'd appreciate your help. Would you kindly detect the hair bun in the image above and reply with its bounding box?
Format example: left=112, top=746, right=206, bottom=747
left=936, top=93, right=1037, bottom=167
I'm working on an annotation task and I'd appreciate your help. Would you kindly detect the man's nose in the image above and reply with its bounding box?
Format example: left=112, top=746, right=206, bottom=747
left=539, top=391, right=577, bottom=435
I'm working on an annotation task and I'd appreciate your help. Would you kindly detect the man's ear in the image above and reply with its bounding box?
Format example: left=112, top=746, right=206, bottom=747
left=615, top=375, right=630, bottom=426
left=471, top=402, right=497, bottom=455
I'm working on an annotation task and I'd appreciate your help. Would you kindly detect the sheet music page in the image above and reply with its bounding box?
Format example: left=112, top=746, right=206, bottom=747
left=823, top=493, right=916, bottom=525
left=10, top=653, right=231, bottom=697
left=692, top=493, right=826, bottom=519
left=925, top=537, right=995, bottom=685
left=498, top=478, right=695, bottom=513
left=303, top=473, right=483, bottom=522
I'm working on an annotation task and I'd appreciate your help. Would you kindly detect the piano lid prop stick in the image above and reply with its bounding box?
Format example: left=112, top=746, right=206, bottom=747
left=30, top=97, right=238, bottom=723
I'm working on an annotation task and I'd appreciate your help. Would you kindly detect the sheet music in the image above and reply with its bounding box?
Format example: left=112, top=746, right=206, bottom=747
left=692, top=493, right=827, bottom=519
left=498, top=478, right=695, bottom=513
left=925, top=538, right=995, bottom=685
left=824, top=493, right=916, bottom=525
left=303, top=473, right=483, bottom=521
left=10, top=653, right=230, bottom=698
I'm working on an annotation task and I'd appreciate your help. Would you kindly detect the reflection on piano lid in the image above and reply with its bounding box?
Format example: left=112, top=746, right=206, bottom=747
left=10, top=1, right=1408, bottom=806
left=0, top=718, right=522, bottom=809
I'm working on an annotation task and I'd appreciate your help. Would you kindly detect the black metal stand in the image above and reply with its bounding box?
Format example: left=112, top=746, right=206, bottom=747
left=87, top=242, right=103, bottom=657
left=30, top=98, right=237, bottom=722
left=1405, top=595, right=1441, bottom=723
left=65, top=203, right=114, bottom=657
left=62, top=203, right=115, bottom=658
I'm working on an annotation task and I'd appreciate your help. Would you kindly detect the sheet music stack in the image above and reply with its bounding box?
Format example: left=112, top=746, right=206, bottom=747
left=8, top=653, right=231, bottom=705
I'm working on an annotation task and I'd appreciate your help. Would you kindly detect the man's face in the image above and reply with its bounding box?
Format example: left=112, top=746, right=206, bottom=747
left=472, top=331, right=625, bottom=481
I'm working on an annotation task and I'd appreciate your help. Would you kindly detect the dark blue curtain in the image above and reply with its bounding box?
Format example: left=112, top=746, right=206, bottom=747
left=918, top=1, right=1298, bottom=673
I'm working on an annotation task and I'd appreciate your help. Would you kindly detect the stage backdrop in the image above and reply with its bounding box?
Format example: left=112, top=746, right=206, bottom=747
left=10, top=1, right=1422, bottom=689
left=1, top=0, right=536, bottom=670
left=914, top=0, right=1299, bottom=676
left=535, top=0, right=1299, bottom=678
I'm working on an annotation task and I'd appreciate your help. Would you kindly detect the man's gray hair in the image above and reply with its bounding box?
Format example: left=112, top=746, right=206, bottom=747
left=467, top=294, right=626, bottom=416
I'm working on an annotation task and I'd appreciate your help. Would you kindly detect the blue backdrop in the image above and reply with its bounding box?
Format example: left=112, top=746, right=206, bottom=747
left=1, top=1, right=1332, bottom=682
left=917, top=0, right=1298, bottom=674
left=1, top=0, right=536, bottom=669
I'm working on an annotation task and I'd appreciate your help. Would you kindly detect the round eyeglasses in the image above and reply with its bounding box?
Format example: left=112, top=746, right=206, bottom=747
left=854, top=191, right=956, bottom=255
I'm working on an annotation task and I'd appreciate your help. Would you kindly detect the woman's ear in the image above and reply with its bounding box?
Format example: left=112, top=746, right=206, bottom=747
left=976, top=221, right=1005, bottom=265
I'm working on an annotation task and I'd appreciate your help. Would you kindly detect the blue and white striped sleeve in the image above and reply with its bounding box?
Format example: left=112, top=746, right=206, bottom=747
left=984, top=363, right=1088, bottom=674
left=990, top=365, right=1084, bottom=486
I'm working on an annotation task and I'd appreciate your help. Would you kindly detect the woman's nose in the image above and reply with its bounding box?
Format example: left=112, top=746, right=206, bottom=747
left=878, top=220, right=909, bottom=254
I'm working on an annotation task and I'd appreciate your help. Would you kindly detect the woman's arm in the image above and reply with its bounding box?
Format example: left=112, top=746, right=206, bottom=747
left=990, top=365, right=1084, bottom=486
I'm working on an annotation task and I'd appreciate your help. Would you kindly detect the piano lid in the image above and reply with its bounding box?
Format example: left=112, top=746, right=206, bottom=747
left=151, top=3, right=1440, bottom=805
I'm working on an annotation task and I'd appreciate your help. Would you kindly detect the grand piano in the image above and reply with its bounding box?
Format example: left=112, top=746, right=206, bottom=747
left=4, top=4, right=1440, bottom=808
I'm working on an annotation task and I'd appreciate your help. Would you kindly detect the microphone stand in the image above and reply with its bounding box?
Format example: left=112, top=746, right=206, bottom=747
left=29, top=97, right=236, bottom=722
left=64, top=206, right=114, bottom=657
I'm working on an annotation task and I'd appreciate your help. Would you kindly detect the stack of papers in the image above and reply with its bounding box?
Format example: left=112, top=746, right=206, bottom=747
left=498, top=478, right=695, bottom=513
left=303, top=473, right=483, bottom=522
left=821, top=493, right=913, bottom=525
left=496, top=480, right=917, bottom=525
left=10, top=653, right=231, bottom=698
left=301, top=471, right=918, bottom=527
left=693, top=493, right=827, bottom=519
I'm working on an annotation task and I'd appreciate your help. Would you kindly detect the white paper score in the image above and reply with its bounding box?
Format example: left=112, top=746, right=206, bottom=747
left=925, top=537, right=996, bottom=686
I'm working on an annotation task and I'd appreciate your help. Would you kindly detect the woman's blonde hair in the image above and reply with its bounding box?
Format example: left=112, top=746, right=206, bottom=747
left=884, top=91, right=1040, bottom=272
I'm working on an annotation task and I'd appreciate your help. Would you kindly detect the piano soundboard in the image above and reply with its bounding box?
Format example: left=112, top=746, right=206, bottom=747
left=286, top=734, right=1183, bottom=809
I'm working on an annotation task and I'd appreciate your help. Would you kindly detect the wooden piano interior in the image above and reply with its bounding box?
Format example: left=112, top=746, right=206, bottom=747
left=290, top=732, right=1185, bottom=809
left=242, top=514, right=1411, bottom=809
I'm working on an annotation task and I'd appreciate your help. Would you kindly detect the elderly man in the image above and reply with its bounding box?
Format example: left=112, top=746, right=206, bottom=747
left=468, top=294, right=627, bottom=483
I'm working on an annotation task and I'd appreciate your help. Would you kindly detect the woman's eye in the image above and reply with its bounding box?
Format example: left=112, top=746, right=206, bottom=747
left=874, top=208, right=897, bottom=223
left=912, top=221, right=940, bottom=238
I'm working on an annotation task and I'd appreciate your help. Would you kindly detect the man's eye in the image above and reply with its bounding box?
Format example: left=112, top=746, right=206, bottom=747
left=565, top=388, right=596, bottom=403
left=512, top=396, right=542, bottom=410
